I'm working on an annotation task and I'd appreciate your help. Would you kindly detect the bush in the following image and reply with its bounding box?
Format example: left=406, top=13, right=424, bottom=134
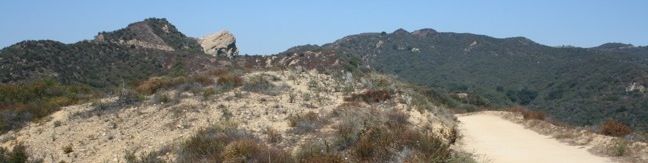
left=221, top=139, right=260, bottom=162
left=385, top=110, right=409, bottom=128
left=176, top=122, right=247, bottom=162
left=202, top=88, right=216, bottom=98
left=295, top=141, right=344, bottom=163
left=0, top=79, right=93, bottom=133
left=509, top=106, right=545, bottom=120
left=609, top=139, right=628, bottom=156
left=0, top=144, right=40, bottom=163
left=135, top=75, right=214, bottom=95
left=288, top=112, right=323, bottom=134
left=216, top=73, right=243, bottom=88
left=264, top=127, right=282, bottom=144
left=176, top=122, right=294, bottom=163
left=124, top=149, right=167, bottom=163
left=600, top=119, right=632, bottom=137
left=329, top=106, right=451, bottom=162
left=242, top=75, right=284, bottom=96
left=344, top=89, right=391, bottom=103
left=62, top=144, right=73, bottom=154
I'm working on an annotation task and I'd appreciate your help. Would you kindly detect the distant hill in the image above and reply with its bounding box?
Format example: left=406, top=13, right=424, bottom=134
left=0, top=18, right=217, bottom=88
left=281, top=28, right=648, bottom=130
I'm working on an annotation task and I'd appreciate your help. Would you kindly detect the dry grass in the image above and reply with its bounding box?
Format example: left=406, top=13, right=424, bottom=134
left=600, top=119, right=632, bottom=137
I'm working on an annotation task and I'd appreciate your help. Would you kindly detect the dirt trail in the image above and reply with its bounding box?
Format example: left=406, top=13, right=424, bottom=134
left=458, top=113, right=613, bottom=163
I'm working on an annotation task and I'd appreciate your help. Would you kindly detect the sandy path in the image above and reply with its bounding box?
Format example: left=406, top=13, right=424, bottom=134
left=458, top=113, right=613, bottom=163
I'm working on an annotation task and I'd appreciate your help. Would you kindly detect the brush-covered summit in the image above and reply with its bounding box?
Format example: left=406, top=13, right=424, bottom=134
left=283, top=28, right=648, bottom=130
left=0, top=18, right=236, bottom=88
left=94, top=18, right=202, bottom=52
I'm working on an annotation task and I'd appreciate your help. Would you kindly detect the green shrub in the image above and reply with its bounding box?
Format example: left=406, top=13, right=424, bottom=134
left=0, top=79, right=93, bottom=133
left=0, top=144, right=40, bottom=163
left=242, top=75, right=283, bottom=96
left=135, top=74, right=214, bottom=95
left=609, top=139, right=628, bottom=156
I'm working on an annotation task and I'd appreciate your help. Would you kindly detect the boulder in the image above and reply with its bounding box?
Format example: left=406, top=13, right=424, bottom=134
left=200, top=30, right=239, bottom=58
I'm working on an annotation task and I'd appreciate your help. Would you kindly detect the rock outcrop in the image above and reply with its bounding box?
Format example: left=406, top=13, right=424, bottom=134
left=200, top=30, right=239, bottom=58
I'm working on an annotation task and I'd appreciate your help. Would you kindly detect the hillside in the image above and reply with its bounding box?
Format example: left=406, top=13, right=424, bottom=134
left=0, top=18, right=221, bottom=88
left=0, top=68, right=460, bottom=162
left=0, top=18, right=469, bottom=162
left=0, top=17, right=646, bottom=162
left=280, top=28, right=648, bottom=130
left=0, top=18, right=241, bottom=135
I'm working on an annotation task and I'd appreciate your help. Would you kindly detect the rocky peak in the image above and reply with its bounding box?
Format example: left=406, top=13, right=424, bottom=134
left=199, top=30, right=238, bottom=58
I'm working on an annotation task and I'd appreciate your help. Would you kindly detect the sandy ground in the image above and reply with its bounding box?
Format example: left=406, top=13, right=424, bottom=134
left=458, top=113, right=613, bottom=163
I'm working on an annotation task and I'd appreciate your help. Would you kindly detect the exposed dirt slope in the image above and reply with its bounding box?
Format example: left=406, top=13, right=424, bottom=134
left=0, top=70, right=456, bottom=162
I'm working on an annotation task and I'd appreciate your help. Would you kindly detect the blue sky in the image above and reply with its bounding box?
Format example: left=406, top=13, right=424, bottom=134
left=1, top=0, right=647, bottom=54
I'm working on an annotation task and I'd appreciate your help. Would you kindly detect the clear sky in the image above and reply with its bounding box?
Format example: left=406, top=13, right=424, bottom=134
left=1, top=0, right=647, bottom=55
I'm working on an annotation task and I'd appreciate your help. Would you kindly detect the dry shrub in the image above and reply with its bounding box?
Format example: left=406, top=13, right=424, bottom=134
left=207, top=69, right=228, bottom=77
left=242, top=75, right=285, bottom=96
left=217, top=73, right=243, bottom=88
left=221, top=139, right=294, bottom=163
left=298, top=154, right=344, bottom=163
left=221, top=139, right=260, bottom=162
left=264, top=127, right=282, bottom=144
left=329, top=105, right=450, bottom=162
left=62, top=144, right=73, bottom=154
left=344, top=89, right=391, bottom=103
left=509, top=106, right=545, bottom=120
left=386, top=110, right=409, bottom=128
left=177, top=123, right=294, bottom=163
left=190, top=75, right=214, bottom=86
left=353, top=126, right=396, bottom=161
left=601, top=119, right=632, bottom=137
left=135, top=77, right=190, bottom=95
left=0, top=144, right=42, bottom=162
left=295, top=141, right=344, bottom=163
left=177, top=123, right=251, bottom=162
left=288, top=112, right=323, bottom=134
